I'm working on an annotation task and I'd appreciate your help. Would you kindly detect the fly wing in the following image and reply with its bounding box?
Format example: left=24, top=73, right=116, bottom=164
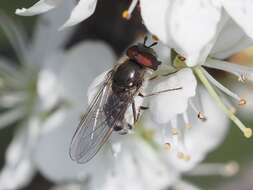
left=69, top=71, right=114, bottom=163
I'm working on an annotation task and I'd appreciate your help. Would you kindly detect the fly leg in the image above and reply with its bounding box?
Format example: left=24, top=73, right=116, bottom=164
left=138, top=87, right=182, bottom=98
left=132, top=100, right=149, bottom=125
left=137, top=106, right=149, bottom=121
left=149, top=71, right=178, bottom=81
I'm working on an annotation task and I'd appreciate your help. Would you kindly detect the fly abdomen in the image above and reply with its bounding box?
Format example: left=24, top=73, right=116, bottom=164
left=103, top=92, right=130, bottom=130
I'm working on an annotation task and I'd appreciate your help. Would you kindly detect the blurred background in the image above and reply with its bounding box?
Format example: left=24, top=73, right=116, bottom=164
left=0, top=0, right=253, bottom=190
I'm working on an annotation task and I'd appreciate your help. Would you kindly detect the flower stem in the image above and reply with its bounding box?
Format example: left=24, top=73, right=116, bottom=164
left=194, top=66, right=252, bottom=138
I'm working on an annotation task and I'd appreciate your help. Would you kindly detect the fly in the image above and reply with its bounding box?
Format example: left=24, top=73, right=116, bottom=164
left=69, top=37, right=182, bottom=163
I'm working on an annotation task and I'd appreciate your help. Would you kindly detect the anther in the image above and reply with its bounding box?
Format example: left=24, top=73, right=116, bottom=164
left=239, top=98, right=246, bottom=106
left=238, top=75, right=246, bottom=82
left=197, top=112, right=207, bottom=121
left=171, top=128, right=179, bottom=135
left=122, top=10, right=130, bottom=20
left=164, top=143, right=171, bottom=151
left=178, top=55, right=186, bottom=62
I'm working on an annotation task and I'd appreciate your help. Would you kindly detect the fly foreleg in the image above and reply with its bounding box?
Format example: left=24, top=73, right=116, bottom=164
left=148, top=71, right=178, bottom=81
left=132, top=100, right=149, bottom=124
left=138, top=87, right=182, bottom=98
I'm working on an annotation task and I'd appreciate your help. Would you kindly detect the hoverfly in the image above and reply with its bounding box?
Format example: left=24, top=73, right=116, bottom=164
left=69, top=37, right=181, bottom=163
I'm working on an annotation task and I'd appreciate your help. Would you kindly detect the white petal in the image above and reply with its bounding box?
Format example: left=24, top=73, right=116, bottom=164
left=211, top=17, right=253, bottom=59
left=101, top=136, right=178, bottom=190
left=167, top=0, right=222, bottom=66
left=0, top=120, right=40, bottom=190
left=34, top=109, right=113, bottom=182
left=59, top=41, right=115, bottom=108
left=15, top=0, right=64, bottom=16
left=149, top=68, right=197, bottom=124
left=38, top=69, right=60, bottom=110
left=223, top=0, right=253, bottom=39
left=60, top=0, right=98, bottom=29
left=28, top=1, right=75, bottom=66
left=139, top=0, right=172, bottom=44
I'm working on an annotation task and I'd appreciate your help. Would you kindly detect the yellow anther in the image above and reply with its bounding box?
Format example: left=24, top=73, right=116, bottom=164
left=164, top=143, right=171, bottom=151
left=239, top=98, right=246, bottom=106
left=122, top=10, right=130, bottom=20
left=243, top=128, right=252, bottom=138
left=177, top=152, right=184, bottom=160
left=171, top=128, right=179, bottom=135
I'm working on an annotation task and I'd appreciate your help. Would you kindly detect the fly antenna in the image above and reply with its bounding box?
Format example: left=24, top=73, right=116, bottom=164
left=143, top=36, right=148, bottom=47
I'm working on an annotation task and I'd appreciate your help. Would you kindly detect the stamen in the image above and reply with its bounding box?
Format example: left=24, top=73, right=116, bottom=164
left=187, top=161, right=239, bottom=177
left=218, top=92, right=237, bottom=114
left=122, top=0, right=139, bottom=20
left=170, top=117, right=191, bottom=161
left=239, top=99, right=246, bottom=106
left=189, top=99, right=207, bottom=121
left=164, top=142, right=171, bottom=151
left=238, top=74, right=246, bottom=82
left=171, top=117, right=179, bottom=135
left=202, top=69, right=246, bottom=106
left=205, top=58, right=253, bottom=82
left=194, top=67, right=252, bottom=138
left=182, top=112, right=192, bottom=129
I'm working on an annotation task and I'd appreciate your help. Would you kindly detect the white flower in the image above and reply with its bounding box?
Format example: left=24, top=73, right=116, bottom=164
left=150, top=68, right=197, bottom=124
left=0, top=9, right=115, bottom=190
left=33, top=80, right=234, bottom=190
left=15, top=0, right=98, bottom=29
left=138, top=0, right=253, bottom=66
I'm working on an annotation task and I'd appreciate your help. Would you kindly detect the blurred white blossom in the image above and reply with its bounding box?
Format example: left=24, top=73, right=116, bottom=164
left=0, top=7, right=115, bottom=190
left=15, top=0, right=98, bottom=29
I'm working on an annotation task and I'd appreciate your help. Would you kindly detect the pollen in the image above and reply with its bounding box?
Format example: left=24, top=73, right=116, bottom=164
left=171, top=128, right=179, bottom=135
left=122, top=10, right=130, bottom=20
left=164, top=143, right=171, bottom=151
left=239, top=98, right=246, bottom=106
